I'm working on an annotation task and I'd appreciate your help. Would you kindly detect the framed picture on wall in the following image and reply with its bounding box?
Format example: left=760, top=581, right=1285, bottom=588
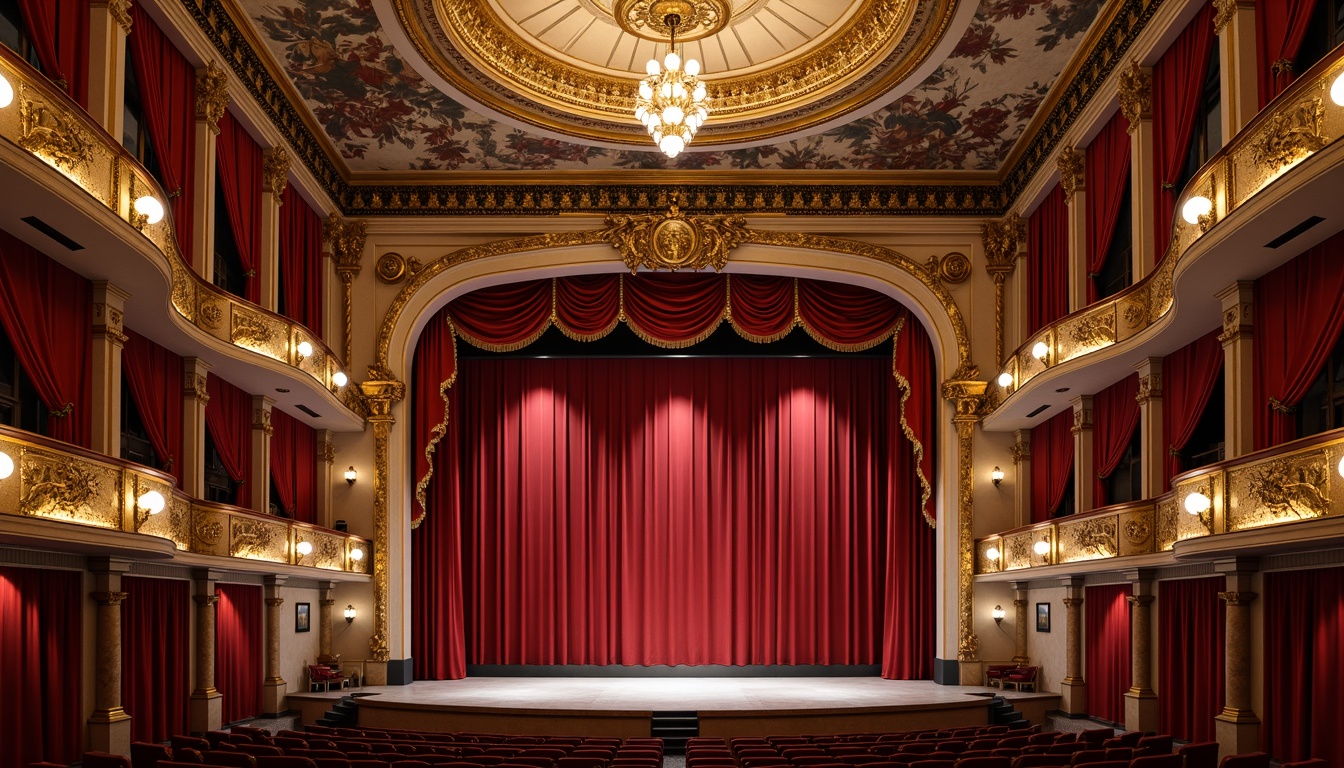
left=1036, top=602, right=1051, bottom=632
left=296, top=602, right=311, bottom=633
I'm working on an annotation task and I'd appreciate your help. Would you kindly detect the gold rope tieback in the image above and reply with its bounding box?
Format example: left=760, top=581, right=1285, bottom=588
left=49, top=402, right=74, bottom=418
left=1272, top=59, right=1295, bottom=76
left=1269, top=397, right=1295, bottom=414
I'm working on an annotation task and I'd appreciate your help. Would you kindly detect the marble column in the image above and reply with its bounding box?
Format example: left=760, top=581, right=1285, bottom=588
left=1061, top=576, right=1087, bottom=715
left=1011, top=430, right=1032, bottom=529
left=191, top=64, right=228, bottom=281
left=1072, top=396, right=1095, bottom=512
left=87, top=1, right=131, bottom=139
left=88, top=559, right=133, bottom=755
left=1124, top=571, right=1158, bottom=732
left=90, top=283, right=131, bottom=457
left=181, top=358, right=212, bottom=499
left=1216, top=559, right=1260, bottom=756
left=1119, top=60, right=1156, bottom=277
left=1216, top=0, right=1259, bottom=139
left=262, top=576, right=287, bottom=716
left=1217, top=282, right=1255, bottom=459
left=251, top=396, right=274, bottom=515
left=1010, top=581, right=1030, bottom=665
left=189, top=571, right=222, bottom=735
left=1135, top=358, right=1165, bottom=499
left=258, top=149, right=290, bottom=313
left=1058, top=146, right=1088, bottom=313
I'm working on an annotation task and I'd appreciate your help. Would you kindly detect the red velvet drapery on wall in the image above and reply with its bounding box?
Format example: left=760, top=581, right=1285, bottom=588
left=1162, top=329, right=1222, bottom=488
left=1257, top=0, right=1319, bottom=107
left=216, top=583, right=262, bottom=725
left=1030, top=410, right=1074, bottom=523
left=1092, top=374, right=1140, bottom=507
left=271, top=409, right=317, bottom=522
left=0, top=228, right=92, bottom=447
left=205, top=374, right=253, bottom=507
left=279, top=185, right=325, bottom=337
left=1085, top=113, right=1132, bottom=304
left=1152, top=2, right=1216, bottom=261
left=1253, top=232, right=1344, bottom=450
left=122, top=576, right=190, bottom=744
left=124, top=329, right=185, bottom=485
left=15, top=0, right=89, bottom=106
left=1264, top=566, right=1344, bottom=767
left=128, top=4, right=197, bottom=265
left=413, top=274, right=935, bottom=678
left=1158, top=577, right=1225, bottom=743
left=1027, top=184, right=1070, bottom=335
left=216, top=111, right=263, bottom=304
left=1085, top=583, right=1131, bottom=724
left=0, top=567, right=81, bottom=767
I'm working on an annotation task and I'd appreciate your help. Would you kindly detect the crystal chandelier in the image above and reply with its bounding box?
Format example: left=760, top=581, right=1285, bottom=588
left=634, top=12, right=708, bottom=158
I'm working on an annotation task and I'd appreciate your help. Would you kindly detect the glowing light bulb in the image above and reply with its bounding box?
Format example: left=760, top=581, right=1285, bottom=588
left=659, top=134, right=685, bottom=157
left=1184, top=492, right=1211, bottom=515
left=685, top=59, right=700, bottom=77
left=1332, top=71, right=1344, bottom=106
left=646, top=59, right=661, bottom=77
left=1033, top=540, right=1050, bottom=556
left=664, top=51, right=681, bottom=71
left=0, top=451, right=12, bottom=480
left=350, top=547, right=364, bottom=562
left=639, top=81, right=653, bottom=100
left=134, top=196, right=165, bottom=224
left=1032, top=341, right=1049, bottom=360
left=137, top=490, right=166, bottom=515
left=0, top=73, right=13, bottom=109
left=998, top=372, right=1013, bottom=387
left=296, top=540, right=313, bottom=556
left=332, top=371, right=348, bottom=387
left=662, top=105, right=684, bottom=124
left=296, top=341, right=313, bottom=358
left=1182, top=195, right=1213, bottom=225
left=985, top=546, right=1000, bottom=561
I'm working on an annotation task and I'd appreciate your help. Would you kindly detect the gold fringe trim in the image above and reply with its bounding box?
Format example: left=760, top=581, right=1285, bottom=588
left=453, top=314, right=553, bottom=353
left=889, top=318, right=935, bottom=529
left=626, top=316, right=725, bottom=349
left=801, top=320, right=896, bottom=353
left=412, top=317, right=459, bottom=530
left=726, top=273, right=797, bottom=344
left=555, top=316, right=622, bottom=342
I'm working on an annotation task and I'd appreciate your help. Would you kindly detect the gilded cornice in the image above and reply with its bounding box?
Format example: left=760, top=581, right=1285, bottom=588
left=263, top=148, right=290, bottom=197
left=195, top=62, right=230, bottom=133
left=1118, top=59, right=1153, bottom=128
left=1057, top=146, right=1084, bottom=198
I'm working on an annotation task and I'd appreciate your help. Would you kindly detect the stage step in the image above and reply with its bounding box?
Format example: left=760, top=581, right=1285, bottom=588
left=987, top=695, right=1029, bottom=729
left=651, top=710, right=697, bottom=755
left=315, top=694, right=360, bottom=729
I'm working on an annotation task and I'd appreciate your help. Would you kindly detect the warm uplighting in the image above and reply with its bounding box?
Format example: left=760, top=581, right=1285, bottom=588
left=992, top=605, right=1006, bottom=624
left=1185, top=491, right=1211, bottom=516
left=1033, top=540, right=1050, bottom=556
left=997, top=372, right=1013, bottom=387
left=985, top=546, right=1000, bottom=561
left=296, top=540, right=313, bottom=556
left=344, top=604, right=357, bottom=624
left=345, top=466, right=357, bottom=486
left=991, top=466, right=1004, bottom=486
left=332, top=371, right=348, bottom=387
left=350, top=546, right=365, bottom=562
left=136, top=490, right=166, bottom=515
left=634, top=12, right=709, bottom=158
left=0, top=73, right=13, bottom=109
left=133, top=195, right=165, bottom=225
left=0, top=450, right=12, bottom=480
left=1332, top=71, right=1344, bottom=106
left=1032, top=341, right=1049, bottom=360
left=1181, top=195, right=1213, bottom=225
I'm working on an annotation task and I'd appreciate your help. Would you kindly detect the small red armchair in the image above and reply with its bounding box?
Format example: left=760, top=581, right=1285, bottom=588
left=1002, top=666, right=1039, bottom=692
left=307, top=663, right=346, bottom=692
left=985, top=665, right=1018, bottom=688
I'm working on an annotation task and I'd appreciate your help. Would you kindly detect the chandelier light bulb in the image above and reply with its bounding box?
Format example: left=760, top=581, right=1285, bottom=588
left=646, top=59, right=661, bottom=77
left=685, top=59, right=700, bottom=77
left=664, top=51, right=681, bottom=71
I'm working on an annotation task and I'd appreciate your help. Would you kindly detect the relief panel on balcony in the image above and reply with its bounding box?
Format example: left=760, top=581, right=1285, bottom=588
left=1058, top=514, right=1117, bottom=563
left=230, top=515, right=289, bottom=562
left=19, top=447, right=121, bottom=529
left=1227, top=448, right=1333, bottom=532
left=1119, top=506, right=1156, bottom=557
left=1058, top=305, right=1116, bottom=364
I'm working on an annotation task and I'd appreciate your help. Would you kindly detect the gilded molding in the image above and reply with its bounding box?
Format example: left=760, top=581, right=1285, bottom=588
left=1009, top=441, right=1031, bottom=464
left=942, top=378, right=986, bottom=662
left=1135, top=373, right=1162, bottom=405
left=1220, top=302, right=1253, bottom=344
left=105, top=0, right=133, bottom=34
left=925, top=252, right=972, bottom=285
left=326, top=215, right=368, bottom=365
left=1252, top=98, right=1327, bottom=171
left=263, top=148, right=291, bottom=197
left=1057, top=146, right=1085, bottom=198
left=1212, top=0, right=1237, bottom=34
left=91, top=591, right=129, bottom=606
left=1071, top=405, right=1094, bottom=434
left=982, top=215, right=1022, bottom=366
left=18, top=86, right=96, bottom=173
left=1218, top=591, right=1257, bottom=606
left=1126, top=593, right=1155, bottom=606
left=360, top=377, right=405, bottom=663
left=600, top=205, right=747, bottom=273
left=252, top=406, right=274, bottom=436
left=195, top=62, right=230, bottom=133
left=1118, top=59, right=1152, bottom=128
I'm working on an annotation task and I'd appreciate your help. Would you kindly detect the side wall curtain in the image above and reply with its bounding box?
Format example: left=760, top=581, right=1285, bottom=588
left=123, top=577, right=190, bottom=743
left=279, top=185, right=325, bottom=337
left=1030, top=410, right=1074, bottom=523
left=1152, top=1, right=1216, bottom=260
left=124, top=329, right=185, bottom=485
left=1158, top=577, right=1224, bottom=743
left=216, top=583, right=262, bottom=725
left=271, top=409, right=317, bottom=523
left=1027, top=184, right=1070, bottom=335
left=205, top=374, right=253, bottom=507
left=216, top=111, right=263, bottom=304
left=0, top=567, right=81, bottom=767
left=0, top=228, right=92, bottom=447
left=128, top=4, right=197, bottom=265
left=1093, top=374, right=1140, bottom=508
left=1085, top=583, right=1131, bottom=725
left=1085, top=113, right=1132, bottom=304
left=1253, top=231, right=1344, bottom=450
left=1257, top=0, right=1320, bottom=107
left=1163, top=329, right=1222, bottom=487
left=15, top=0, right=89, bottom=106
left=1264, top=566, right=1344, bottom=767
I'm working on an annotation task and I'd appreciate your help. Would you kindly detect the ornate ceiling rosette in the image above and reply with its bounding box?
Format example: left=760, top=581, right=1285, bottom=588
left=386, top=0, right=963, bottom=148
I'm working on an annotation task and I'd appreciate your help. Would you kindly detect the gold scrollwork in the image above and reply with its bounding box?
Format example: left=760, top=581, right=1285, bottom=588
left=199, top=301, right=225, bottom=331
left=231, top=518, right=283, bottom=560
left=195, top=519, right=224, bottom=546
left=927, top=252, right=972, bottom=284
left=1232, top=451, right=1331, bottom=528
left=1057, top=146, right=1084, bottom=197
left=1252, top=97, right=1327, bottom=171
left=195, top=62, right=230, bottom=132
left=1060, top=517, right=1117, bottom=561
left=19, top=451, right=104, bottom=520
left=600, top=204, right=747, bottom=273
left=18, top=86, right=95, bottom=172
left=614, top=0, right=730, bottom=41
left=1069, top=313, right=1115, bottom=349
left=1118, top=59, right=1152, bottom=128
left=232, top=312, right=274, bottom=347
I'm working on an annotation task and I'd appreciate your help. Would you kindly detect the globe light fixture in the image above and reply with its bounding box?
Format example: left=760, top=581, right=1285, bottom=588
left=1185, top=490, right=1211, bottom=516
left=0, top=73, right=13, bottom=109
left=992, top=605, right=1006, bottom=624
left=137, top=490, right=166, bottom=515
left=991, top=466, right=1004, bottom=486
left=1182, top=195, right=1213, bottom=225
left=296, top=540, right=313, bottom=556
left=985, top=546, right=1000, bottom=561
left=1032, top=341, right=1049, bottom=360
left=1033, top=539, right=1050, bottom=557
left=333, top=371, right=348, bottom=387
left=997, top=372, right=1013, bottom=387
left=0, top=450, right=13, bottom=480
left=634, top=9, right=709, bottom=158
left=350, top=546, right=365, bottom=562
left=133, top=195, right=165, bottom=225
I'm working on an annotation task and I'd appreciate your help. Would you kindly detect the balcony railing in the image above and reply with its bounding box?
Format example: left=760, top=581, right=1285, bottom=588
left=0, top=425, right=370, bottom=574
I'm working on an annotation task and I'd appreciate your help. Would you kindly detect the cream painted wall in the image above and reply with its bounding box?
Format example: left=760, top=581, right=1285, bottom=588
left=1025, top=585, right=1067, bottom=693
left=972, top=581, right=1017, bottom=668
left=280, top=585, right=323, bottom=692
left=332, top=580, right=376, bottom=664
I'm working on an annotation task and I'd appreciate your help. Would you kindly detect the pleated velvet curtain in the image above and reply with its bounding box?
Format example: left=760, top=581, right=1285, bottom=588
left=124, top=329, right=185, bottom=485
left=1092, top=374, right=1140, bottom=508
left=216, top=583, right=262, bottom=725
left=1264, top=566, right=1344, bottom=767
left=205, top=374, right=253, bottom=508
left=122, top=577, right=190, bottom=743
left=270, top=408, right=317, bottom=523
left=1158, top=577, right=1224, bottom=743
left=279, top=185, right=325, bottom=336
left=0, top=566, right=81, bottom=768
left=1256, top=0, right=1320, bottom=107
left=1030, top=410, right=1074, bottom=523
left=1027, top=184, right=1070, bottom=335
left=1152, top=2, right=1216, bottom=260
left=1085, top=583, right=1131, bottom=724
left=15, top=0, right=89, bottom=106
left=1085, top=113, right=1131, bottom=304
left=1162, top=329, right=1222, bottom=488
left=216, top=111, right=263, bottom=304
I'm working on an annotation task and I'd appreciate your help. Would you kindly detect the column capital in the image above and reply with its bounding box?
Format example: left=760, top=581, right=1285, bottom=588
left=1063, top=597, right=1084, bottom=608
left=1218, top=590, right=1258, bottom=606
left=263, top=148, right=291, bottom=197
left=1126, top=593, right=1156, bottom=607
left=252, top=395, right=275, bottom=435
left=326, top=215, right=368, bottom=276
left=1216, top=281, right=1255, bottom=344
left=195, top=62, right=230, bottom=133
left=183, top=358, right=212, bottom=404
left=1070, top=395, right=1094, bottom=434
left=99, top=0, right=133, bottom=34
left=264, top=597, right=285, bottom=608
left=1212, top=0, right=1252, bottom=34
left=1118, top=59, right=1153, bottom=127
left=1012, top=598, right=1029, bottom=609
left=982, top=214, right=1024, bottom=275
left=1058, top=145, right=1085, bottom=198
left=1134, top=358, right=1163, bottom=404
left=91, top=591, right=129, bottom=606
left=91, top=282, right=132, bottom=346
left=193, top=594, right=220, bottom=607
left=320, top=598, right=336, bottom=608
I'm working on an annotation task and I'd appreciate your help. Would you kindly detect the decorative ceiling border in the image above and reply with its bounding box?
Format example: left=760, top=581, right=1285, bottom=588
left=191, top=0, right=1163, bottom=216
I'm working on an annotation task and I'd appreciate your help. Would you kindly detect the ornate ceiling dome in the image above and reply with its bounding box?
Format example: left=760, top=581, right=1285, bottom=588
left=384, top=0, right=965, bottom=148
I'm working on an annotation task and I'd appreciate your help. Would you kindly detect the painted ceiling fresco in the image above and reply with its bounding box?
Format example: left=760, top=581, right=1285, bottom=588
left=238, top=0, right=1102, bottom=172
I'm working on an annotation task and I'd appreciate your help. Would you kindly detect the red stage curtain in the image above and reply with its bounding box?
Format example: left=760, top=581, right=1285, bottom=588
left=1027, top=184, right=1069, bottom=335
left=15, top=0, right=89, bottom=106
left=728, top=275, right=795, bottom=341
left=122, top=576, right=190, bottom=743
left=1257, top=0, right=1319, bottom=107
left=1162, top=329, right=1222, bottom=488
left=554, top=275, right=622, bottom=338
left=216, top=583, right=262, bottom=725
left=270, top=409, right=316, bottom=522
left=0, top=228, right=92, bottom=447
left=124, top=329, right=184, bottom=484
left=1086, top=113, right=1132, bottom=304
left=1158, top=577, right=1224, bottom=743
left=1253, top=232, right=1344, bottom=450
left=1264, top=566, right=1344, bottom=767
left=451, top=279, right=555, bottom=350
left=129, top=4, right=197, bottom=265
left=216, top=111, right=263, bottom=304
left=1092, top=374, right=1140, bottom=508
left=1085, top=583, right=1131, bottom=724
left=623, top=273, right=728, bottom=345
left=1030, top=410, right=1074, bottom=523
left=205, top=373, right=253, bottom=507
left=0, top=566, right=81, bottom=767
left=279, top=185, right=324, bottom=336
left=1152, top=2, right=1216, bottom=260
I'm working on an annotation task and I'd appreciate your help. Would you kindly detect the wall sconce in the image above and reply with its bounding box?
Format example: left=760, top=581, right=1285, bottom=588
left=333, top=371, right=348, bottom=387
left=1032, top=341, right=1049, bottom=360
left=0, top=450, right=13, bottom=480
left=1033, top=539, right=1051, bottom=557
left=344, top=605, right=356, bottom=624
left=985, top=546, right=1000, bottom=562
left=133, top=195, right=165, bottom=225
left=136, top=490, right=166, bottom=516
left=296, top=540, right=313, bottom=557
left=350, top=546, right=364, bottom=562
left=992, top=605, right=1006, bottom=624
left=1184, top=489, right=1211, bottom=516
left=991, top=466, right=1004, bottom=486
left=0, top=73, right=13, bottom=108
left=997, top=372, right=1013, bottom=388
left=296, top=341, right=313, bottom=359
left=1336, top=455, right=1344, bottom=480
left=1181, top=195, right=1213, bottom=225
left=345, top=466, right=357, bottom=486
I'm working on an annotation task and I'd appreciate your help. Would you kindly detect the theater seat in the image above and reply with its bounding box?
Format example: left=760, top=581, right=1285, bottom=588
left=1176, top=743, right=1219, bottom=768
left=1218, top=754, right=1270, bottom=768
left=132, top=742, right=174, bottom=768
left=1281, top=760, right=1328, bottom=768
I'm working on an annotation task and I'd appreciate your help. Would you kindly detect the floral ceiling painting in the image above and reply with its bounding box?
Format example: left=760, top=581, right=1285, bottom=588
left=238, top=0, right=1102, bottom=172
